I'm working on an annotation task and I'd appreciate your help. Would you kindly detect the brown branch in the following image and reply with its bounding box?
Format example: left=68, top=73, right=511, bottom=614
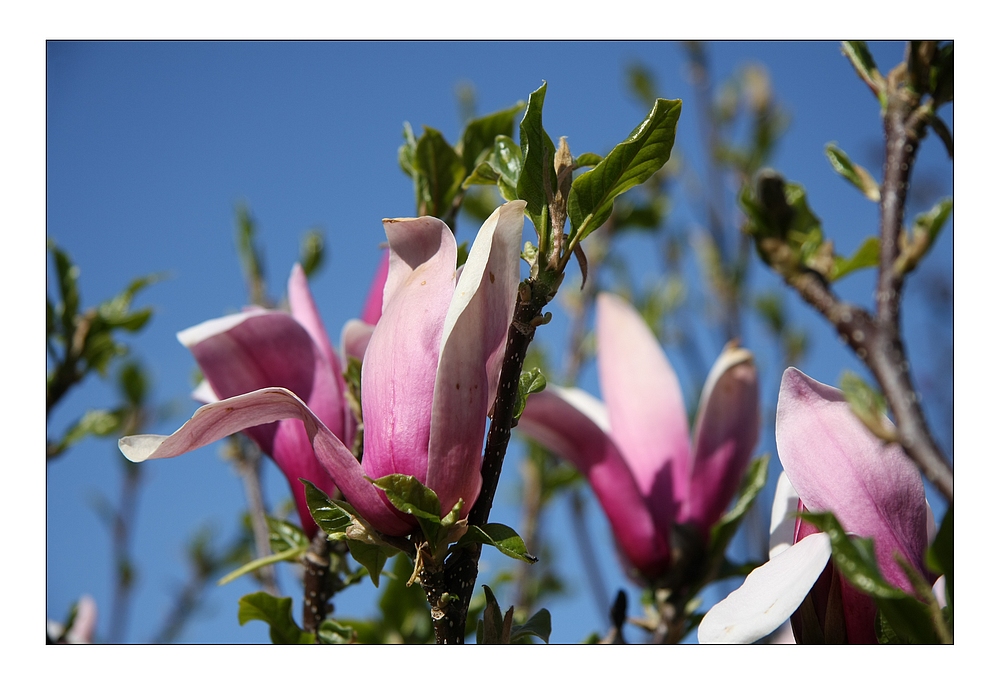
left=302, top=530, right=331, bottom=634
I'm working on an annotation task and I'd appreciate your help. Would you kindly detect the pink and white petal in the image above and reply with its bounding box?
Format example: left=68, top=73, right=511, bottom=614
left=698, top=532, right=832, bottom=644
left=66, top=595, right=98, bottom=644
left=178, top=309, right=345, bottom=442
left=119, top=388, right=411, bottom=536
left=769, top=471, right=800, bottom=559
left=288, top=263, right=343, bottom=383
left=518, top=387, right=672, bottom=579
left=361, top=217, right=457, bottom=483
left=776, top=368, right=928, bottom=590
left=341, top=319, right=376, bottom=364
left=596, top=292, right=690, bottom=522
left=360, top=249, right=390, bottom=325
left=685, top=345, right=760, bottom=534
left=425, top=201, right=524, bottom=513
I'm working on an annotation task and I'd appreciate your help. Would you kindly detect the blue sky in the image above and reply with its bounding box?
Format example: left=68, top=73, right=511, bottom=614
left=44, top=40, right=954, bottom=645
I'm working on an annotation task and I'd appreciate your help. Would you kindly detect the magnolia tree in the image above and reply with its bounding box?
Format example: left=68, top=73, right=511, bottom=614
left=47, top=41, right=953, bottom=645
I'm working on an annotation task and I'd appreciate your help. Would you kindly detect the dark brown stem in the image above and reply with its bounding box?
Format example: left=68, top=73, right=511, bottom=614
left=302, top=530, right=331, bottom=634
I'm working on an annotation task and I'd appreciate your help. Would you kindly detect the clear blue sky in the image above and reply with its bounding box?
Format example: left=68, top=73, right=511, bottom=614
left=45, top=40, right=953, bottom=644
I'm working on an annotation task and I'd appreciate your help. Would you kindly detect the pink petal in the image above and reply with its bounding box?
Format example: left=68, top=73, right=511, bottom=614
left=776, top=368, right=928, bottom=591
left=596, top=292, right=689, bottom=527
left=66, top=595, right=98, bottom=644
left=518, top=386, right=672, bottom=579
left=698, top=532, right=832, bottom=644
left=361, top=216, right=457, bottom=486
left=119, top=388, right=412, bottom=536
left=426, top=201, right=525, bottom=513
left=341, top=319, right=375, bottom=364
left=683, top=345, right=760, bottom=534
left=288, top=263, right=344, bottom=392
left=360, top=249, right=390, bottom=325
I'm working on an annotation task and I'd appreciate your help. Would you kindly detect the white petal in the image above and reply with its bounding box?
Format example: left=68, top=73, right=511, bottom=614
left=698, top=532, right=831, bottom=644
left=769, top=471, right=800, bottom=559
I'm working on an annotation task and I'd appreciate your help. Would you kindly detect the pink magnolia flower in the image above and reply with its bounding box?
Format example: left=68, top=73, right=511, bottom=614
left=173, top=255, right=387, bottom=537
left=119, top=201, right=525, bottom=537
left=516, top=293, right=760, bottom=580
left=698, top=368, right=931, bottom=644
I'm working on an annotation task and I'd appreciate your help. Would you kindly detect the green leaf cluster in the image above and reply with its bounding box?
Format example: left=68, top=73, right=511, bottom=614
left=398, top=101, right=524, bottom=224
left=513, top=367, right=547, bottom=422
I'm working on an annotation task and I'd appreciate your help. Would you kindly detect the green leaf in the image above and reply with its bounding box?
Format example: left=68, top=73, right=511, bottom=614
left=926, top=505, right=953, bottom=609
left=49, top=240, right=80, bottom=338
left=824, top=143, right=880, bottom=201
left=626, top=62, right=657, bottom=105
left=237, top=592, right=315, bottom=644
left=118, top=361, right=148, bottom=406
left=513, top=367, right=547, bottom=421
left=266, top=516, right=309, bottom=554
left=370, top=474, right=441, bottom=523
left=517, top=82, right=556, bottom=233
left=413, top=126, right=465, bottom=219
left=830, top=236, right=880, bottom=281
left=462, top=523, right=537, bottom=564
left=841, top=41, right=886, bottom=108
left=929, top=42, right=953, bottom=104
left=218, top=546, right=305, bottom=586
left=840, top=371, right=895, bottom=442
left=799, top=511, right=942, bottom=644
left=317, top=619, right=356, bottom=644
left=567, top=98, right=681, bottom=243
left=709, top=453, right=769, bottom=553
left=347, top=538, right=396, bottom=588
left=574, top=152, right=603, bottom=168
left=301, top=479, right=353, bottom=536
left=510, top=608, right=552, bottom=644
left=477, top=584, right=512, bottom=644
left=299, top=229, right=325, bottom=278
left=398, top=121, right=418, bottom=179
left=458, top=101, right=524, bottom=175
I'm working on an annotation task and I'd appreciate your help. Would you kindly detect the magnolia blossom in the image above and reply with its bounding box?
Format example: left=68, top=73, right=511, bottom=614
left=517, top=293, right=759, bottom=580
left=47, top=595, right=98, bottom=644
left=171, top=256, right=387, bottom=537
left=698, top=368, right=931, bottom=644
left=120, top=201, right=525, bottom=537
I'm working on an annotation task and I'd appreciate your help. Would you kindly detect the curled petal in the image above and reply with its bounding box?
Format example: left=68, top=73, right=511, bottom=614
left=119, top=388, right=412, bottom=536
left=426, top=201, right=524, bottom=513
left=341, top=319, right=375, bottom=364
left=698, top=532, right=832, bottom=644
left=288, top=263, right=341, bottom=382
left=596, top=293, right=689, bottom=526
left=776, top=368, right=928, bottom=590
left=685, top=344, right=760, bottom=533
left=361, top=216, right=456, bottom=484
left=518, top=386, right=672, bottom=579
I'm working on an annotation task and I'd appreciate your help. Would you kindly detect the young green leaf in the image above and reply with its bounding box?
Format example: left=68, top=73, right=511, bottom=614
left=413, top=126, right=465, bottom=219
left=347, top=539, right=397, bottom=588
left=266, top=516, right=309, bottom=554
left=517, top=82, right=556, bottom=233
left=370, top=474, right=442, bottom=523
left=218, top=546, right=305, bottom=587
left=510, top=608, right=552, bottom=644
left=458, top=101, right=525, bottom=174
left=317, top=619, right=356, bottom=644
left=513, top=367, right=547, bottom=421
left=462, top=523, right=537, bottom=564
left=709, top=453, right=769, bottom=554
left=840, top=371, right=896, bottom=442
left=824, top=143, right=880, bottom=202
left=841, top=41, right=886, bottom=107
left=567, top=98, right=681, bottom=243
left=237, top=592, right=315, bottom=644
left=301, top=479, right=353, bottom=536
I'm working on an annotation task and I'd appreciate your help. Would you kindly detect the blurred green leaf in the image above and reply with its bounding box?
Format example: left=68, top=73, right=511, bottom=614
left=568, top=98, right=681, bottom=242
left=929, top=42, right=953, bottom=104
left=266, top=516, right=309, bottom=554
left=840, top=371, right=895, bottom=442
left=510, top=608, right=552, bottom=644
left=477, top=584, right=513, bottom=644
left=462, top=523, right=537, bottom=564
left=299, top=229, right=325, bottom=278
left=218, top=545, right=305, bottom=586
left=841, top=41, right=886, bottom=108
left=897, top=198, right=952, bottom=276
left=317, top=619, right=356, bottom=644
left=347, top=538, right=397, bottom=588
left=118, top=361, right=148, bottom=407
left=626, top=62, right=657, bottom=105
left=824, top=143, right=880, bottom=202
left=398, top=121, right=418, bottom=178
left=517, top=82, right=556, bottom=234
left=830, top=236, right=880, bottom=281
left=237, top=592, right=314, bottom=644
left=573, top=152, right=603, bottom=168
